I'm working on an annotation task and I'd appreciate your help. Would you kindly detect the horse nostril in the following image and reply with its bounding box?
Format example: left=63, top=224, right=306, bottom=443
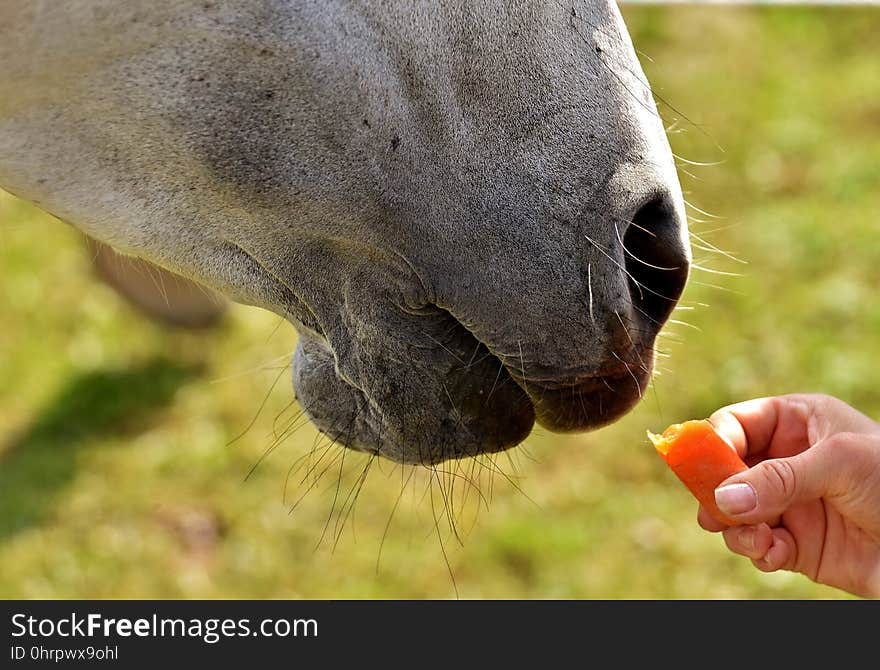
left=622, top=195, right=690, bottom=328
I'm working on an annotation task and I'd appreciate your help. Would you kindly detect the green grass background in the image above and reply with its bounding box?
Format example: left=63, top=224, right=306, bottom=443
left=1, top=6, right=878, bottom=599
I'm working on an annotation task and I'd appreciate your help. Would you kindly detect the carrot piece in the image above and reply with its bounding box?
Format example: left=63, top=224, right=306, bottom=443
left=648, top=419, right=749, bottom=525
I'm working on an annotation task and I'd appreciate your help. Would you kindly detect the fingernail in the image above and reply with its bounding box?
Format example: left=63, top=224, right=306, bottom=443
left=737, top=526, right=756, bottom=551
left=715, top=482, right=757, bottom=516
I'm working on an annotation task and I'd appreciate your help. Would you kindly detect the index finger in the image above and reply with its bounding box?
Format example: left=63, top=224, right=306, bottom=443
left=708, top=395, right=813, bottom=461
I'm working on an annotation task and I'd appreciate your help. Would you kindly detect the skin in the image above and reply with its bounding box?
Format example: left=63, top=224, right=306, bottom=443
left=704, top=395, right=880, bottom=599
left=0, top=1, right=690, bottom=464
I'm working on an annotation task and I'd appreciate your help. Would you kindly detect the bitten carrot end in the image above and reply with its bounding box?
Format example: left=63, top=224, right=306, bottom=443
left=649, top=419, right=748, bottom=525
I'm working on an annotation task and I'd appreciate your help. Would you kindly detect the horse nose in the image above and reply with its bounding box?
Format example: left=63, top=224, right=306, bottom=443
left=621, top=192, right=690, bottom=329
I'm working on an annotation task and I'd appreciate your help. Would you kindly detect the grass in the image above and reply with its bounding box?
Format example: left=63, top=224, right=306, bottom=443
left=1, top=5, right=879, bottom=599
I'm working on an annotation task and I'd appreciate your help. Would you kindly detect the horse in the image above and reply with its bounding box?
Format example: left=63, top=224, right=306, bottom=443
left=0, top=0, right=690, bottom=465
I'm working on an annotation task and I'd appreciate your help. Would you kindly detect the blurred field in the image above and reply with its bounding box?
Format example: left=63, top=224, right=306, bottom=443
left=1, top=6, right=879, bottom=599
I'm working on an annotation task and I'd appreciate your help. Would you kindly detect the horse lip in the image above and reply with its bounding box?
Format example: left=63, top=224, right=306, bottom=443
left=518, top=357, right=653, bottom=434
left=504, top=354, right=651, bottom=393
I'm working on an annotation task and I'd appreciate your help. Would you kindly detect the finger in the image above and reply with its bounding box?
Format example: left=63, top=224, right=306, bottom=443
left=697, top=506, right=727, bottom=532
left=714, top=453, right=823, bottom=525
left=806, top=394, right=880, bottom=438
left=709, top=395, right=813, bottom=460
left=714, top=436, right=856, bottom=525
left=722, top=523, right=773, bottom=560
left=708, top=409, right=750, bottom=460
left=751, top=526, right=797, bottom=573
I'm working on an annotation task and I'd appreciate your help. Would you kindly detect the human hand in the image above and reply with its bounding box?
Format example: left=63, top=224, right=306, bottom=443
left=699, top=394, right=880, bottom=598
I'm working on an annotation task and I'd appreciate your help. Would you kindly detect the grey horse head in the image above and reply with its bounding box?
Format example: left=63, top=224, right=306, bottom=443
left=0, top=0, right=689, bottom=464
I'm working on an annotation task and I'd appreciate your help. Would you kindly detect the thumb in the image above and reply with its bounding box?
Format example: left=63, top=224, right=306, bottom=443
left=714, top=443, right=836, bottom=524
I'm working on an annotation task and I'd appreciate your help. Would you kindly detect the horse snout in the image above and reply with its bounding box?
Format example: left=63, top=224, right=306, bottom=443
left=499, top=187, right=690, bottom=436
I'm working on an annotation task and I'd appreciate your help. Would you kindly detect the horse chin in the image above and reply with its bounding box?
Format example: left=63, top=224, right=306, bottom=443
left=291, top=335, right=536, bottom=465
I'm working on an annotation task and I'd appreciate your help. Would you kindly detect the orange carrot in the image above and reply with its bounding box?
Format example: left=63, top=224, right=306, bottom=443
left=648, top=419, right=748, bottom=525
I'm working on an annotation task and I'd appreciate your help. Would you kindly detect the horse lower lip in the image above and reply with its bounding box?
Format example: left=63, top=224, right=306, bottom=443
left=523, top=363, right=652, bottom=434
left=510, top=360, right=648, bottom=393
